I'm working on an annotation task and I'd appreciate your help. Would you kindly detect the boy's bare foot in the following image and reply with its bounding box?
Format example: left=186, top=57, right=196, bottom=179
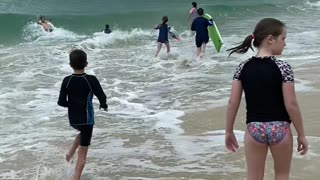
left=199, top=52, right=203, bottom=58
left=66, top=153, right=72, bottom=163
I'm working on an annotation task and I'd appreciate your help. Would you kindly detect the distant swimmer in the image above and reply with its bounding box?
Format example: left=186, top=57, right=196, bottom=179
left=104, top=24, right=112, bottom=34
left=188, top=2, right=199, bottom=25
left=37, top=16, right=53, bottom=32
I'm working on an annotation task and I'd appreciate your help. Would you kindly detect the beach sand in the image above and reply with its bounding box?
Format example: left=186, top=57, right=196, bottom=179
left=180, top=64, right=320, bottom=180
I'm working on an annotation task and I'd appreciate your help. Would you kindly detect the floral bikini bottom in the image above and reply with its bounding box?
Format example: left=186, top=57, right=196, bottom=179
left=247, top=121, right=290, bottom=145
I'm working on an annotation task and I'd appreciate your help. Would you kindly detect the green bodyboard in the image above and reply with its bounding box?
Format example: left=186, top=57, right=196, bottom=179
left=204, top=13, right=223, bottom=52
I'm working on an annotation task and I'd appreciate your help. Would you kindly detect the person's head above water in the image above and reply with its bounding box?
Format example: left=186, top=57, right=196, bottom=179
left=105, top=24, right=110, bottom=29
left=197, top=8, right=204, bottom=16
left=227, top=18, right=286, bottom=56
left=162, top=16, right=168, bottom=24
left=39, top=15, right=45, bottom=22
left=192, top=2, right=197, bottom=8
left=69, top=49, right=88, bottom=70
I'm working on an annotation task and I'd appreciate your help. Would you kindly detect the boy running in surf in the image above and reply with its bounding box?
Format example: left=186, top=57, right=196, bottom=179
left=58, top=49, right=108, bottom=180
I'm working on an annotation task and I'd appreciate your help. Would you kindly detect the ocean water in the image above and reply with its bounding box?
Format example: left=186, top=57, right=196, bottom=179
left=0, top=0, right=320, bottom=179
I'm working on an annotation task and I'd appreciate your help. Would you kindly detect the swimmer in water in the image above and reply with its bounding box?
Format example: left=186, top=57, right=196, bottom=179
left=37, top=16, right=53, bottom=32
left=104, top=24, right=112, bottom=34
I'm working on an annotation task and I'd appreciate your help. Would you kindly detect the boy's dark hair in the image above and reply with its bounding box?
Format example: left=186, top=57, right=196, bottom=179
left=162, top=16, right=168, bottom=25
left=192, top=2, right=197, bottom=8
left=197, top=8, right=204, bottom=16
left=227, top=18, right=285, bottom=56
left=105, top=24, right=109, bottom=29
left=69, top=49, right=87, bottom=70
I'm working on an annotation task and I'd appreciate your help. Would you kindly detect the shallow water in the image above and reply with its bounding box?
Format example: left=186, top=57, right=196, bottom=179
left=1, top=0, right=320, bottom=179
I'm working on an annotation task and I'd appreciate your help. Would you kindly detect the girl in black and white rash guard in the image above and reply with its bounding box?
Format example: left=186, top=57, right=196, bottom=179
left=225, top=18, right=308, bottom=180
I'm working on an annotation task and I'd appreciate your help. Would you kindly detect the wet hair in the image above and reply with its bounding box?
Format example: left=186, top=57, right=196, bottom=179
left=105, top=24, right=109, bottom=29
left=162, top=16, right=168, bottom=25
left=192, top=2, right=197, bottom=8
left=197, top=8, right=204, bottom=16
left=227, top=18, right=286, bottom=56
left=38, top=16, right=45, bottom=22
left=69, top=49, right=87, bottom=70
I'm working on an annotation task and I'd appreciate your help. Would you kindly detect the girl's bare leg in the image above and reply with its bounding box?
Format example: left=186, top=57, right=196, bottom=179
left=270, top=129, right=293, bottom=180
left=244, top=130, right=268, bottom=180
left=155, top=42, right=162, bottom=57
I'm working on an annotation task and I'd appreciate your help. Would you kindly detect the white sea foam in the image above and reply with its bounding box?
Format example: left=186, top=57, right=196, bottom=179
left=306, top=0, right=320, bottom=8
left=78, top=28, right=154, bottom=49
left=22, top=22, right=86, bottom=44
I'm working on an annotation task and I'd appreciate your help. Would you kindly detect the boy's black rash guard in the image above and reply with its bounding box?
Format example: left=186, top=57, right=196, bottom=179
left=58, top=73, right=107, bottom=125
